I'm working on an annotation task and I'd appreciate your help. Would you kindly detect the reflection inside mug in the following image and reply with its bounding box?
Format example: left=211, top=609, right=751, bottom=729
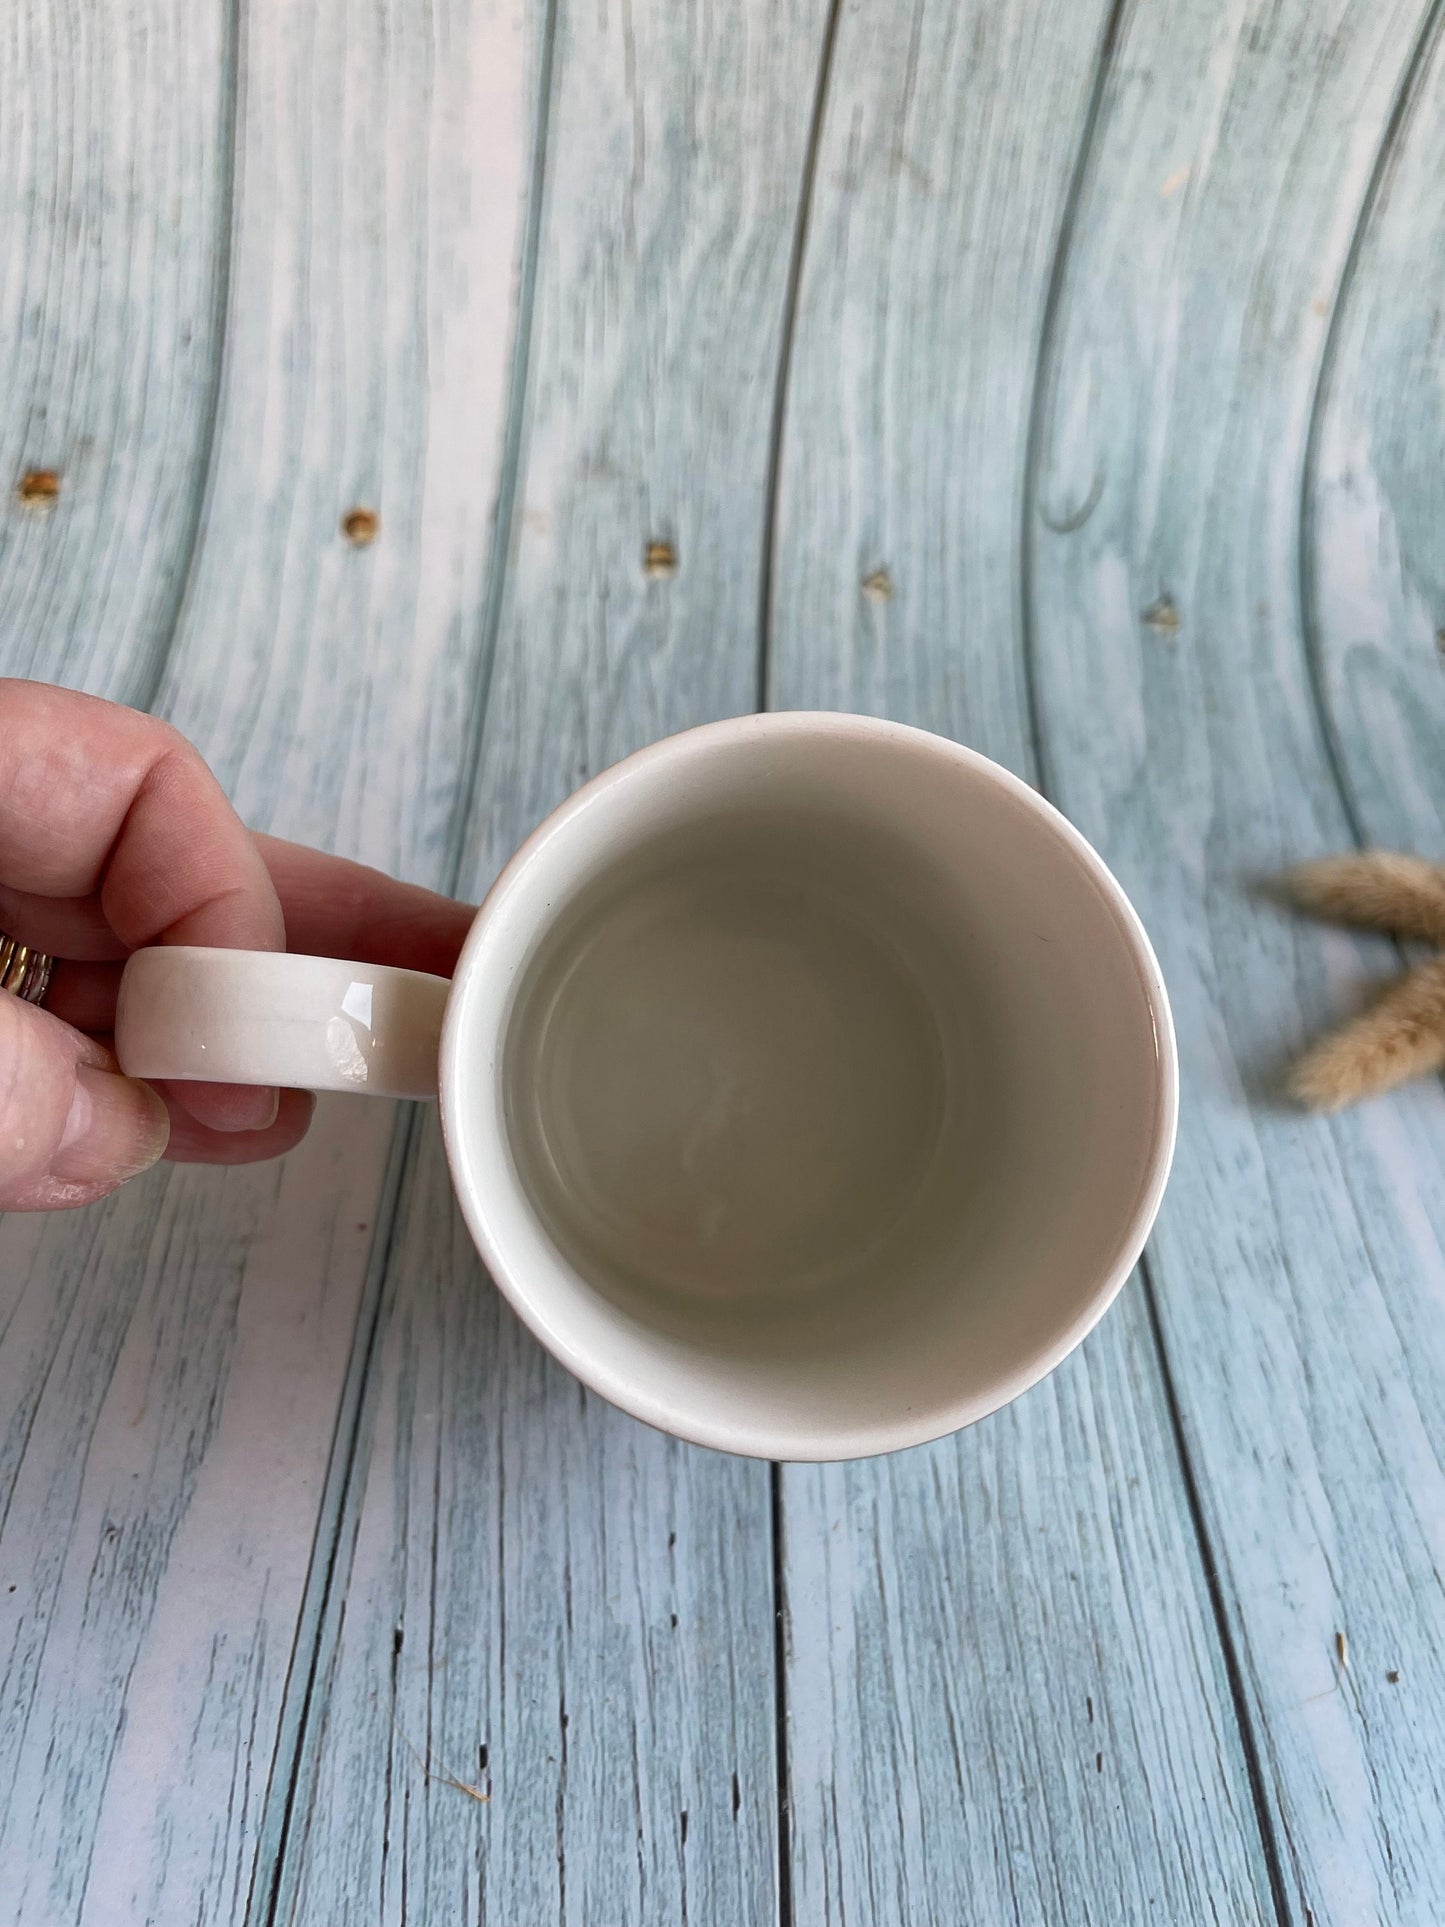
left=503, top=814, right=998, bottom=1335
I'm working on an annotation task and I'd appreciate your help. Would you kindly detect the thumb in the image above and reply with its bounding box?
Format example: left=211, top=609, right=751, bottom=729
left=0, top=992, right=170, bottom=1210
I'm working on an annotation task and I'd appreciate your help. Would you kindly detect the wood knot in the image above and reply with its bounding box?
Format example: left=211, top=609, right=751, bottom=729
left=861, top=569, right=893, bottom=602
left=643, top=539, right=676, bottom=579
left=17, top=468, right=61, bottom=507
left=1141, top=594, right=1180, bottom=635
left=341, top=506, right=380, bottom=546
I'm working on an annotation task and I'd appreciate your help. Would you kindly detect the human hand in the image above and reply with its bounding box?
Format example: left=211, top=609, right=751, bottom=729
left=0, top=679, right=474, bottom=1209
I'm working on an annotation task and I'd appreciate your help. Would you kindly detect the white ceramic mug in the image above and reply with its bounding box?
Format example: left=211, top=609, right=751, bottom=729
left=116, top=714, right=1177, bottom=1461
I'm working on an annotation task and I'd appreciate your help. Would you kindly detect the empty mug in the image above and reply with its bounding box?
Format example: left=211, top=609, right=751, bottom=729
left=116, top=713, right=1177, bottom=1460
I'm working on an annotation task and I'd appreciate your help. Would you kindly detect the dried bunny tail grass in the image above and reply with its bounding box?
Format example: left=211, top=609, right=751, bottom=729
left=1286, top=853, right=1445, bottom=944
left=1291, top=956, right=1445, bottom=1111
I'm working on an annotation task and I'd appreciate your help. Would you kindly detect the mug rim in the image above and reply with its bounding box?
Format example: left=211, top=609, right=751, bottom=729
left=439, top=711, right=1179, bottom=1462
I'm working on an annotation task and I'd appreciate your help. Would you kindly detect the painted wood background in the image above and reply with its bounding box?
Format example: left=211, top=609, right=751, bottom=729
left=1, top=0, right=1441, bottom=1921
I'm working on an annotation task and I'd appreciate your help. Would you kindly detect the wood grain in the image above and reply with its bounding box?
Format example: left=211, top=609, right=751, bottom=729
left=1030, top=1, right=1445, bottom=1921
left=4, top=0, right=1444, bottom=1918
left=0, top=0, right=538, bottom=1919
left=0, top=3, right=237, bottom=1917
left=1308, top=5, right=1445, bottom=853
left=0, top=0, right=233, bottom=696
left=268, top=2, right=832, bottom=1920
left=155, top=0, right=535, bottom=874
left=768, top=3, right=1278, bottom=1919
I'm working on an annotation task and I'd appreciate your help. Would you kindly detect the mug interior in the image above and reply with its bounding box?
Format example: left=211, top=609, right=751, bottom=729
left=441, top=715, right=1175, bottom=1459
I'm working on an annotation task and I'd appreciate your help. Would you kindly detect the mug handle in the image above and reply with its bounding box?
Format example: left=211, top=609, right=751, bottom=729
left=115, top=947, right=452, bottom=1101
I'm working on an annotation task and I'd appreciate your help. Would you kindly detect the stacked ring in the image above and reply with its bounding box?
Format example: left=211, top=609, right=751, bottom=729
left=0, top=934, right=54, bottom=1006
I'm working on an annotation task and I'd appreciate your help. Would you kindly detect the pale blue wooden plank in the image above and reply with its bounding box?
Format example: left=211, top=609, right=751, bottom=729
left=0, top=2, right=537, bottom=1921
left=768, top=3, right=1278, bottom=1920
left=1308, top=8, right=1445, bottom=853
left=279, top=1137, right=777, bottom=1926
left=0, top=0, right=234, bottom=696
left=0, top=1124, right=399, bottom=1926
left=0, top=5, right=237, bottom=1920
left=270, top=2, right=832, bottom=1920
left=155, top=0, right=536, bottom=877
left=1030, top=2, right=1445, bottom=1923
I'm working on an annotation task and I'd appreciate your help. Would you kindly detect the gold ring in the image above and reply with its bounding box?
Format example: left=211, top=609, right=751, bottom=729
left=0, top=934, right=54, bottom=1006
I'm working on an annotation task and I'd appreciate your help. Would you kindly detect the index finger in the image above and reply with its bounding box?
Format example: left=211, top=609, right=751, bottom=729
left=0, top=680, right=285, bottom=953
left=1, top=680, right=285, bottom=1134
left=254, top=834, right=474, bottom=977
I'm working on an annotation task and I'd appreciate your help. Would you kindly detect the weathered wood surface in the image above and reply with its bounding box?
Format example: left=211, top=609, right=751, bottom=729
left=1029, top=1, right=1445, bottom=1922
left=1, top=0, right=1443, bottom=1921
left=1309, top=6, right=1445, bottom=853
left=266, top=1, right=830, bottom=1921
left=2, top=0, right=538, bottom=1920
left=0, top=1, right=234, bottom=697
left=769, top=2, right=1278, bottom=1921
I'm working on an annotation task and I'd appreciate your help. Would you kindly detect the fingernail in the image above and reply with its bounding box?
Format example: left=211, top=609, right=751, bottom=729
left=54, top=1066, right=171, bottom=1184
left=211, top=1085, right=280, bottom=1132
left=175, top=1083, right=280, bottom=1133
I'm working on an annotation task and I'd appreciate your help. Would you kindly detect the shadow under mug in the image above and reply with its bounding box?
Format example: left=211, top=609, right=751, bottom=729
left=116, top=713, right=1177, bottom=1461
